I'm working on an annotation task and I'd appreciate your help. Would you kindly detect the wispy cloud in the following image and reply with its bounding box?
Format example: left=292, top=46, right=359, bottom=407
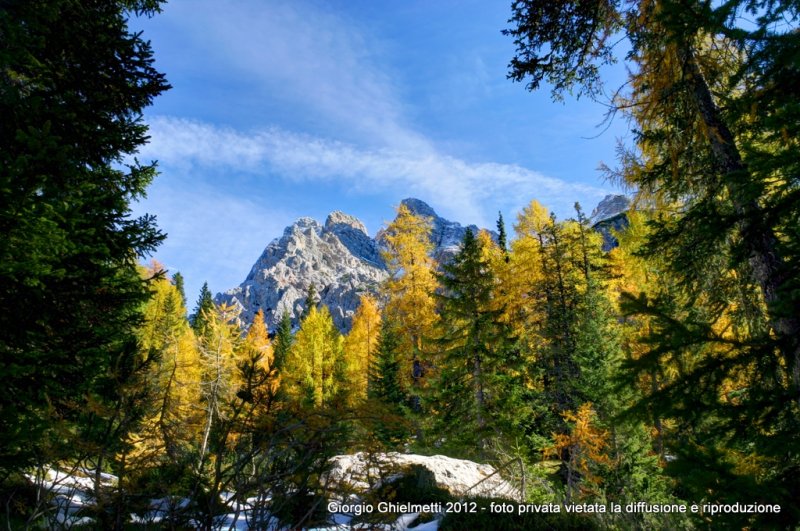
left=143, top=1, right=612, bottom=225
left=140, top=116, right=610, bottom=227
left=161, top=0, right=425, bottom=151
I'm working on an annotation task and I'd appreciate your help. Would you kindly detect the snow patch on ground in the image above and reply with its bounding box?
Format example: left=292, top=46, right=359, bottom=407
left=25, top=453, right=523, bottom=529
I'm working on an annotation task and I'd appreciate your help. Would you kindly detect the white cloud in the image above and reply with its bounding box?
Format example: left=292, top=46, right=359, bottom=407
left=140, top=116, right=610, bottom=227
left=161, top=0, right=425, bottom=151
left=141, top=1, right=613, bottom=226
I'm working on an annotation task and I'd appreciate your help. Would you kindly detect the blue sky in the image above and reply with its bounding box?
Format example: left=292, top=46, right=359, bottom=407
left=131, top=0, right=631, bottom=305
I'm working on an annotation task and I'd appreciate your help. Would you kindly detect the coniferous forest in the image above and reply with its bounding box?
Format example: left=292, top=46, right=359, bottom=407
left=1, top=0, right=799, bottom=529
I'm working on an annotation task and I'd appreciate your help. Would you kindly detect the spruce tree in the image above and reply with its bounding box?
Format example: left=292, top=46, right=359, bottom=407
left=368, top=322, right=409, bottom=446
left=190, top=282, right=215, bottom=339
left=303, top=283, right=317, bottom=320
left=369, top=324, right=405, bottom=406
left=496, top=211, right=509, bottom=261
left=274, top=310, right=294, bottom=372
left=0, top=0, right=169, bottom=484
left=172, top=271, right=187, bottom=309
left=434, top=229, right=516, bottom=457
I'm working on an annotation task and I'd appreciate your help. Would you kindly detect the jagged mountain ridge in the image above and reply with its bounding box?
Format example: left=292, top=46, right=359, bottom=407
left=216, top=196, right=629, bottom=332
left=216, top=198, right=490, bottom=333
left=379, top=197, right=490, bottom=263
left=590, top=194, right=631, bottom=251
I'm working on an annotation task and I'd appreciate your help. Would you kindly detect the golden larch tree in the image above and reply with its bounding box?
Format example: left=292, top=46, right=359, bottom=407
left=283, top=305, right=344, bottom=408
left=342, top=295, right=382, bottom=404
left=381, top=204, right=439, bottom=390
left=128, top=262, right=202, bottom=467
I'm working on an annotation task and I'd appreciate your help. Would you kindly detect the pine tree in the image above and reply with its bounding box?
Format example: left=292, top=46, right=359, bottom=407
left=190, top=282, right=215, bottom=338
left=433, top=229, right=516, bottom=457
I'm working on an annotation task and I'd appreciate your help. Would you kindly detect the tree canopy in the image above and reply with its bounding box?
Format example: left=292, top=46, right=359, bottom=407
left=0, top=0, right=169, bottom=474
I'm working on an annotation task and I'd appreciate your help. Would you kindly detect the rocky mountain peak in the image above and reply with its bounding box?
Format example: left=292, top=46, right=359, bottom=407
left=219, top=209, right=386, bottom=333
left=400, top=197, right=438, bottom=219
left=590, top=194, right=631, bottom=251
left=219, top=196, right=621, bottom=333
left=325, top=211, right=368, bottom=235
left=390, top=197, right=495, bottom=261
left=284, top=216, right=321, bottom=237
left=590, top=194, right=630, bottom=225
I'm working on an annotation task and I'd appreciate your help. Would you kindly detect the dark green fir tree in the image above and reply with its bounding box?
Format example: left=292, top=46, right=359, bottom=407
left=172, top=271, right=187, bottom=309
left=303, top=283, right=318, bottom=320
left=496, top=211, right=509, bottom=261
left=368, top=322, right=408, bottom=446
left=190, top=282, right=215, bottom=339
left=0, top=0, right=169, bottom=522
left=433, top=229, right=517, bottom=458
left=273, top=310, right=294, bottom=372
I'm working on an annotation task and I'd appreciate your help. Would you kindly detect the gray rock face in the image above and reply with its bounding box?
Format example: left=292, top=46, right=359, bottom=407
left=590, top=194, right=630, bottom=225
left=590, top=194, right=631, bottom=251
left=218, top=196, right=618, bottom=332
left=218, top=199, right=497, bottom=333
left=216, top=215, right=387, bottom=333
left=385, top=198, right=495, bottom=262
left=324, top=211, right=384, bottom=267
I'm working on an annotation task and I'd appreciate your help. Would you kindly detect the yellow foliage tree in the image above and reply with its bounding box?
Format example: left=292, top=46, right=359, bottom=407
left=237, top=309, right=280, bottom=411
left=128, top=263, right=202, bottom=466
left=504, top=200, right=551, bottom=353
left=283, top=305, right=344, bottom=408
left=342, top=295, right=382, bottom=404
left=381, top=204, right=439, bottom=390
left=197, top=302, right=242, bottom=467
left=548, top=403, right=610, bottom=503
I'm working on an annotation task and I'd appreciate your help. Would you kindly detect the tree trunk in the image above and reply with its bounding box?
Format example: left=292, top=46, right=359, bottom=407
left=682, top=45, right=800, bottom=393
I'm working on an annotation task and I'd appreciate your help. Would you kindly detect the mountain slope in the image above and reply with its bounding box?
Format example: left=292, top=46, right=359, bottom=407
left=217, top=196, right=627, bottom=332
left=217, top=212, right=386, bottom=332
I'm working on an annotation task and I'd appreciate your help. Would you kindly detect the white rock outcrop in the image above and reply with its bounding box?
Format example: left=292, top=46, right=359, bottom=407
left=328, top=452, right=522, bottom=501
